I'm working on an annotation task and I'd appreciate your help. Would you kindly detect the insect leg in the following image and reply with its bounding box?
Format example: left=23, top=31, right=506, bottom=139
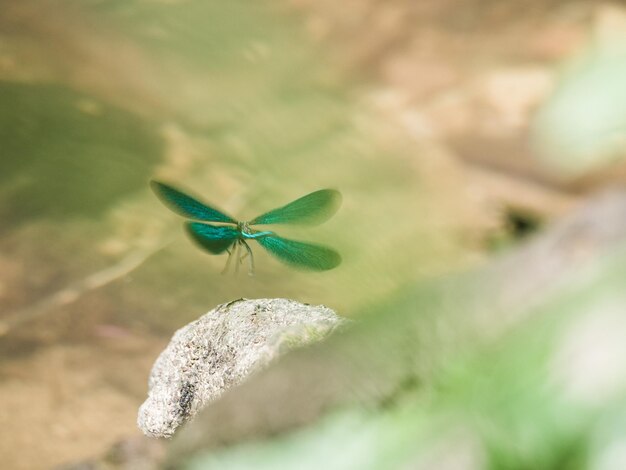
left=221, top=244, right=235, bottom=275
left=241, top=240, right=255, bottom=276
left=234, top=241, right=241, bottom=276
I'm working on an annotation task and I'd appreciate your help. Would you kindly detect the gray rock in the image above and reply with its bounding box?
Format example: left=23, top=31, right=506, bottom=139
left=137, top=298, right=344, bottom=438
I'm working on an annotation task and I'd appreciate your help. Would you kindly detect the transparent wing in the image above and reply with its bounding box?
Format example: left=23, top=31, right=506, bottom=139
left=150, top=180, right=236, bottom=224
left=256, top=234, right=341, bottom=271
left=249, top=189, right=341, bottom=226
left=185, top=222, right=238, bottom=254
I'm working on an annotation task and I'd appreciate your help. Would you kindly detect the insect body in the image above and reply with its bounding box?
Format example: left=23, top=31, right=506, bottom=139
left=150, top=180, right=341, bottom=274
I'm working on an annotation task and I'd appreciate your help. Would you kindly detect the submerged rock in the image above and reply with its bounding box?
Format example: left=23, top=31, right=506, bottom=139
left=137, top=298, right=344, bottom=438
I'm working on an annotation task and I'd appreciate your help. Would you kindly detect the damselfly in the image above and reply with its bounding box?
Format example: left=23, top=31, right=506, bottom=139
left=150, top=180, right=341, bottom=275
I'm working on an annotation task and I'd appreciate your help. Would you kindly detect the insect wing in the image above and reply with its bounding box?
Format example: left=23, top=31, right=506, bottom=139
left=249, top=189, right=341, bottom=226
left=256, top=234, right=341, bottom=271
left=186, top=222, right=238, bottom=254
left=150, top=180, right=236, bottom=224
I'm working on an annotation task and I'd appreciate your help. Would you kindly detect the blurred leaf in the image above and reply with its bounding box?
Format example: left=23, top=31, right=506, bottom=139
left=168, top=192, right=626, bottom=469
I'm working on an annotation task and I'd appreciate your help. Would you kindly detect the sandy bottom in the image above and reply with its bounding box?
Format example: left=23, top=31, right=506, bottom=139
left=0, top=333, right=168, bottom=469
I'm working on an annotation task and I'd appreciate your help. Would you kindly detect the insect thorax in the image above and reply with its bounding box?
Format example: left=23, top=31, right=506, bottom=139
left=238, top=221, right=253, bottom=236
left=238, top=221, right=274, bottom=240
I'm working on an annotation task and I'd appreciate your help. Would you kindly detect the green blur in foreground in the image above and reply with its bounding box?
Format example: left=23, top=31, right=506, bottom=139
left=182, top=244, right=626, bottom=469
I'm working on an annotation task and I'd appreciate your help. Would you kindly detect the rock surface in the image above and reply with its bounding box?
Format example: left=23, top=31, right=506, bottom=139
left=137, top=298, right=344, bottom=438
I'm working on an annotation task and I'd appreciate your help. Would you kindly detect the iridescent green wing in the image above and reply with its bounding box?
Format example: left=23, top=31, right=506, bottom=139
left=249, top=189, right=341, bottom=226
left=150, top=180, right=236, bottom=224
left=185, top=222, right=239, bottom=254
left=255, top=234, right=341, bottom=271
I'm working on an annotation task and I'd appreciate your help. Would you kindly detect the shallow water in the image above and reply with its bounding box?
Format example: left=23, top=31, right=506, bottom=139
left=0, top=1, right=483, bottom=468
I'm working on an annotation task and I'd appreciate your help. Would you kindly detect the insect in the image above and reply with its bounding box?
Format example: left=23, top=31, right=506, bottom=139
left=150, top=180, right=342, bottom=275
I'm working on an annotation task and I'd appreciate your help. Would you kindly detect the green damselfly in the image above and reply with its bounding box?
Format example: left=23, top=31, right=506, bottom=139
left=150, top=181, right=341, bottom=275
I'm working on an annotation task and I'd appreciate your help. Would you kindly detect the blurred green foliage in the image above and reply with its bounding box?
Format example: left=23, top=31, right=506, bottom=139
left=181, top=246, right=626, bottom=469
